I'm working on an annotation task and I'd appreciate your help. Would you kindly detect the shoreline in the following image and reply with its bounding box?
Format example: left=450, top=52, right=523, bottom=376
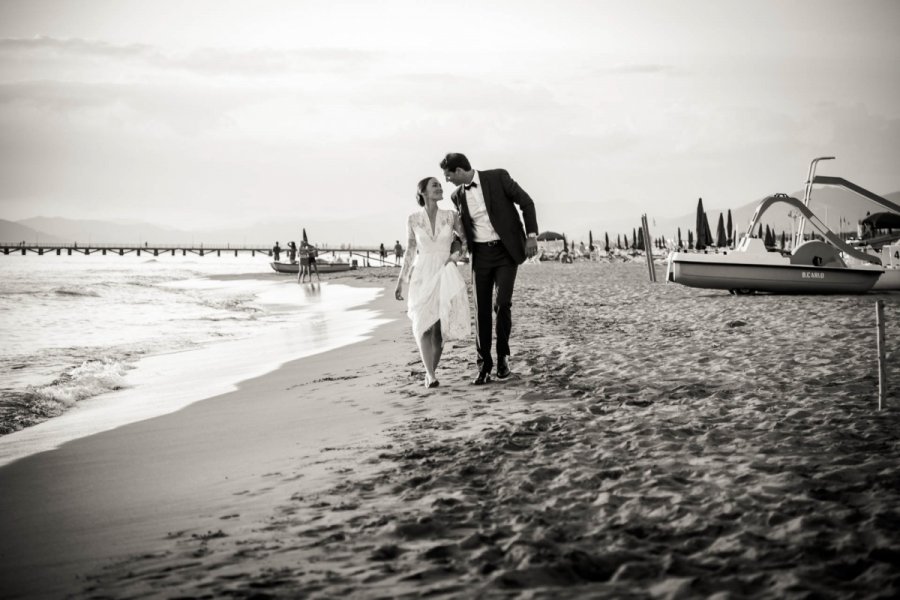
left=2, top=263, right=899, bottom=599
left=0, top=276, right=385, bottom=467
left=0, top=273, right=417, bottom=597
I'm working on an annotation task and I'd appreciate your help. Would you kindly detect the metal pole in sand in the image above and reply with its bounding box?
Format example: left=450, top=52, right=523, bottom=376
left=641, top=214, right=657, bottom=282
left=875, top=300, right=886, bottom=410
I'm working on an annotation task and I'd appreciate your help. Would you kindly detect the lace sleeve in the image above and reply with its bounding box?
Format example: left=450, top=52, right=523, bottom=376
left=398, top=214, right=417, bottom=283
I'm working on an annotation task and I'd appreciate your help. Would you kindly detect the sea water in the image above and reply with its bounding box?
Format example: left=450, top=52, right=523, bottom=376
left=0, top=253, right=388, bottom=466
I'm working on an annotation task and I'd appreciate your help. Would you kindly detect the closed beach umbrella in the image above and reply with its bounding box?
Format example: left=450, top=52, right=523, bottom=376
left=677, top=227, right=683, bottom=249
left=716, top=213, right=727, bottom=247
left=589, top=230, right=594, bottom=251
left=726, top=209, right=733, bottom=246
left=604, top=232, right=610, bottom=252
left=302, top=228, right=309, bottom=244
left=695, top=198, right=712, bottom=250
left=688, top=229, right=694, bottom=250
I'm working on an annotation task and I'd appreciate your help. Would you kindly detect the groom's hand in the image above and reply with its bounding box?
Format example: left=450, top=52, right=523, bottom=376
left=526, top=236, right=538, bottom=258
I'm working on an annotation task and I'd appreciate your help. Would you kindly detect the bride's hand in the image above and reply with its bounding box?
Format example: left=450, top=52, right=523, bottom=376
left=445, top=253, right=460, bottom=266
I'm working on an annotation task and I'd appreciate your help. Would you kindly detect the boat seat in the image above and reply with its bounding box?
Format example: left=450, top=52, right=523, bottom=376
left=790, top=240, right=846, bottom=268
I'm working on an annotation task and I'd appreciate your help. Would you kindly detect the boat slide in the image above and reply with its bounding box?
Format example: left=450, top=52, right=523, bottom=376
left=743, top=194, right=881, bottom=266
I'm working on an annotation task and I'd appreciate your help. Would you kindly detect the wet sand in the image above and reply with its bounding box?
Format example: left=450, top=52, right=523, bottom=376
left=2, top=262, right=899, bottom=599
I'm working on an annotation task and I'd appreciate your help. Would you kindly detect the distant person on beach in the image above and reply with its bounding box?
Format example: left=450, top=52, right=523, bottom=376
left=298, top=243, right=310, bottom=282
left=442, top=152, right=538, bottom=385
left=395, top=177, right=471, bottom=388
left=288, top=241, right=297, bottom=263
left=379, top=243, right=387, bottom=263
left=298, top=241, right=321, bottom=283
left=394, top=240, right=403, bottom=265
left=272, top=241, right=282, bottom=262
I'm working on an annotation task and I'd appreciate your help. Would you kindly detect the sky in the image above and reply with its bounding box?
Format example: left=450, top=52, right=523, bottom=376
left=0, top=0, right=898, bottom=237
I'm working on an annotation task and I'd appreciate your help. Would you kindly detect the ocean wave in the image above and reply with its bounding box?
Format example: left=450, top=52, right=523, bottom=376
left=52, top=287, right=101, bottom=297
left=0, top=289, right=47, bottom=296
left=0, top=359, right=133, bottom=435
left=201, top=295, right=263, bottom=313
left=35, top=359, right=131, bottom=404
left=196, top=315, right=258, bottom=322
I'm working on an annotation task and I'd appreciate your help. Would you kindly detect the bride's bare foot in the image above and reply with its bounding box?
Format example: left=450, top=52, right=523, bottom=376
left=424, top=374, right=439, bottom=388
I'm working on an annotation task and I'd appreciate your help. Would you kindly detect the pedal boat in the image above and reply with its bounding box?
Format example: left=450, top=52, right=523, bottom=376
left=667, top=193, right=884, bottom=294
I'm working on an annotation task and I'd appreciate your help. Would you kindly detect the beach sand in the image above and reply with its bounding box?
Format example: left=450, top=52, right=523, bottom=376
left=1, top=262, right=899, bottom=599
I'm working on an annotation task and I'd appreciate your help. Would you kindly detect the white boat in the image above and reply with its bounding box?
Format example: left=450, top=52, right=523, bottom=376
left=669, top=157, right=900, bottom=294
left=670, top=239, right=882, bottom=294
left=270, top=261, right=355, bottom=274
left=668, top=192, right=884, bottom=294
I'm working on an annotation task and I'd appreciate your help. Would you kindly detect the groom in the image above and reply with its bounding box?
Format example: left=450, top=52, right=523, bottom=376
left=441, top=153, right=539, bottom=385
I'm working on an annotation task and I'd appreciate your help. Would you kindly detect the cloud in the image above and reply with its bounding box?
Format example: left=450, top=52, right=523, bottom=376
left=0, top=36, right=376, bottom=78
left=595, top=64, right=679, bottom=75
left=363, top=72, right=562, bottom=113
left=0, top=80, right=264, bottom=136
left=0, top=36, right=155, bottom=59
left=177, top=47, right=373, bottom=76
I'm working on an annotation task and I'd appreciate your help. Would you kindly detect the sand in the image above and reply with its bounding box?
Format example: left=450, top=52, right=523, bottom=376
left=1, top=261, right=899, bottom=599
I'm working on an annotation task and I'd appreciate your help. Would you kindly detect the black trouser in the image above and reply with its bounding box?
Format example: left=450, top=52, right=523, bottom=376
left=471, top=242, right=518, bottom=372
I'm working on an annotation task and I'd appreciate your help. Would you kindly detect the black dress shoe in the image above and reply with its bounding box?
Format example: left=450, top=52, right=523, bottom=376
left=497, top=356, right=511, bottom=379
left=472, top=370, right=492, bottom=385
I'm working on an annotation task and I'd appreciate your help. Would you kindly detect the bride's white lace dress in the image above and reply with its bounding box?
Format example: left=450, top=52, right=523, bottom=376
left=405, top=209, right=471, bottom=341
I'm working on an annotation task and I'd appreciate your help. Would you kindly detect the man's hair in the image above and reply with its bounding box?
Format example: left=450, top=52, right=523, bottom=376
left=440, top=153, right=471, bottom=172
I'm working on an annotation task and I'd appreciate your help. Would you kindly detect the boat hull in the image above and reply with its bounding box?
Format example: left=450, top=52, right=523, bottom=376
left=671, top=258, right=881, bottom=294
left=270, top=261, right=355, bottom=274
left=872, top=268, right=900, bottom=291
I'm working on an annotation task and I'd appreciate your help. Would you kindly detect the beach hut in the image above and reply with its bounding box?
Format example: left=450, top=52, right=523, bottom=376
left=860, top=212, right=900, bottom=239
left=536, top=231, right=566, bottom=257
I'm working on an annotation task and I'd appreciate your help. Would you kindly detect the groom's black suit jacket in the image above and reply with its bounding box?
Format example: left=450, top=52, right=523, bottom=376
left=450, top=169, right=538, bottom=266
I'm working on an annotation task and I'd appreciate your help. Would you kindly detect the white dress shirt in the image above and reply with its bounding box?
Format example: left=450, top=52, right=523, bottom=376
left=465, top=171, right=501, bottom=243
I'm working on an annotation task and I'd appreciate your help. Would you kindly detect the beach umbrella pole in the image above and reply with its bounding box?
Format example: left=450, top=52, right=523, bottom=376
left=641, top=214, right=657, bottom=282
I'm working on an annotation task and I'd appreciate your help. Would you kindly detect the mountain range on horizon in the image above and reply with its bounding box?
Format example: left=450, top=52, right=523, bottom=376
left=3, top=187, right=898, bottom=248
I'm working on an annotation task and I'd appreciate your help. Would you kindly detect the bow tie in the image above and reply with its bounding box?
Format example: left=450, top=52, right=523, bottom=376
left=464, top=182, right=478, bottom=190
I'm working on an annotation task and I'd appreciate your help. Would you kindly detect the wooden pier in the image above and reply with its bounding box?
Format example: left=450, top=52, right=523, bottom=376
left=0, top=243, right=402, bottom=266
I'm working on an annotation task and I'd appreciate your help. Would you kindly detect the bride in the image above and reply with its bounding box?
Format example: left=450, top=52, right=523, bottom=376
left=395, top=177, right=471, bottom=387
